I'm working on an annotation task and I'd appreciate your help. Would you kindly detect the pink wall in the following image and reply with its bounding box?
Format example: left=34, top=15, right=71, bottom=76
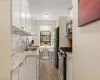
left=78, top=0, right=100, bottom=26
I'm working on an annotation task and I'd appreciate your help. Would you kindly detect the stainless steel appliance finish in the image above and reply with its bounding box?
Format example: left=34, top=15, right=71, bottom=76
left=54, top=27, right=59, bottom=68
left=58, top=47, right=72, bottom=80
left=58, top=52, right=66, bottom=80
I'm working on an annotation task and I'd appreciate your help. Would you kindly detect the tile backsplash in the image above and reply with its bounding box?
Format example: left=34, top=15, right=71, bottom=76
left=11, top=34, right=33, bottom=56
left=11, top=35, right=27, bottom=56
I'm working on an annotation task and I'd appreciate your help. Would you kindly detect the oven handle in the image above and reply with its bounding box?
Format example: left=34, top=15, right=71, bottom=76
left=58, top=52, right=65, bottom=57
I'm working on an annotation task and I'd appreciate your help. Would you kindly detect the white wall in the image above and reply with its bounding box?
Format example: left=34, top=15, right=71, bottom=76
left=33, top=20, right=56, bottom=46
left=56, top=20, right=59, bottom=28
left=59, top=16, right=68, bottom=47
left=40, top=25, right=51, bottom=31
left=0, top=0, right=11, bottom=80
left=73, top=0, right=100, bottom=80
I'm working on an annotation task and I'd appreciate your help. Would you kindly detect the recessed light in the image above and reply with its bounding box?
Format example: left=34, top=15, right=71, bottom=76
left=44, top=14, right=48, bottom=18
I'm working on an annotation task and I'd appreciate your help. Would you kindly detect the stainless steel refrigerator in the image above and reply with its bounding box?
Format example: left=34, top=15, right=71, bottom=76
left=54, top=27, right=59, bottom=68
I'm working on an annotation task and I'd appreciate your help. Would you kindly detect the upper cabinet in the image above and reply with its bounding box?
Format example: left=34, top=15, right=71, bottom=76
left=25, top=1, right=32, bottom=33
left=29, top=11, right=32, bottom=32
left=26, top=4, right=30, bottom=32
left=12, top=0, right=33, bottom=36
left=21, top=0, right=26, bottom=30
left=12, top=0, right=21, bottom=28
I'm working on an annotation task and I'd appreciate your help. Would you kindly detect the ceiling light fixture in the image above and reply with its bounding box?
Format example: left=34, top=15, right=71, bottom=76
left=44, top=14, right=48, bottom=18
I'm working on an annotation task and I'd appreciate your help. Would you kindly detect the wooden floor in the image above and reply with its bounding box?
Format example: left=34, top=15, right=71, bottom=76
left=40, top=59, right=61, bottom=80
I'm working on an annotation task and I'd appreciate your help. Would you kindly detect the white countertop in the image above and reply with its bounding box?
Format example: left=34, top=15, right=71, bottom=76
left=12, top=48, right=39, bottom=72
left=66, top=52, right=72, bottom=59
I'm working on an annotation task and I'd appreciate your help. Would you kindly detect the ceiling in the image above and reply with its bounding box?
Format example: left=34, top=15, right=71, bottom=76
left=28, top=0, right=72, bottom=20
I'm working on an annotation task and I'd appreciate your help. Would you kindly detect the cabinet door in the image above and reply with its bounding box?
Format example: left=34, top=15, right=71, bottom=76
left=21, top=0, right=26, bottom=30
left=12, top=0, right=21, bottom=28
left=25, top=2, right=30, bottom=32
left=67, top=57, right=72, bottom=80
left=29, top=11, right=32, bottom=32
left=24, top=57, right=37, bottom=80
left=19, top=63, right=24, bottom=80
left=36, top=57, right=40, bottom=80
left=12, top=67, right=19, bottom=80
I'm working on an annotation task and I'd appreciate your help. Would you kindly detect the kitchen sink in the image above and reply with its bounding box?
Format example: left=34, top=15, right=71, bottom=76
left=25, top=48, right=37, bottom=51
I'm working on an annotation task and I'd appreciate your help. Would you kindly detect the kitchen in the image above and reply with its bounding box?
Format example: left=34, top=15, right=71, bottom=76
left=0, top=0, right=73, bottom=80
left=1, top=0, right=100, bottom=80
left=1, top=0, right=73, bottom=80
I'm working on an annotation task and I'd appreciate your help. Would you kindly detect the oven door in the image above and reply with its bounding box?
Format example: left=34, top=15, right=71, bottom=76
left=58, top=52, right=65, bottom=80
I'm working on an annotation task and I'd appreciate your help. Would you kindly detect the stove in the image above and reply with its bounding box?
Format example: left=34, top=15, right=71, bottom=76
left=58, top=47, right=72, bottom=80
left=59, top=47, right=72, bottom=53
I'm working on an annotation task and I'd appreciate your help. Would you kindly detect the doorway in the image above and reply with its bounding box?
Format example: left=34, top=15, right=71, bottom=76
left=40, top=31, right=51, bottom=46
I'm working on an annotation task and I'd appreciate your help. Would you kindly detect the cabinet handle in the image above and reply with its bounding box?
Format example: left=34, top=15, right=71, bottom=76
left=68, top=58, right=70, bottom=61
left=19, top=63, right=23, bottom=66
left=19, top=64, right=21, bottom=66
left=21, top=27, right=24, bottom=29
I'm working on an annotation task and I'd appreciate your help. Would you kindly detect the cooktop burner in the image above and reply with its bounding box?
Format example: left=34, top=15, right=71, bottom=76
left=59, top=47, right=72, bottom=52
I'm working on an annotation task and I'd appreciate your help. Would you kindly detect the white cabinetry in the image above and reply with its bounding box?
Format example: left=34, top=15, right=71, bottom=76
left=12, top=64, right=24, bottom=80
left=29, top=12, right=32, bottom=32
left=25, top=4, right=30, bottom=32
left=12, top=0, right=21, bottom=28
left=12, top=67, right=19, bottom=80
left=21, top=0, right=26, bottom=30
left=26, top=7, right=30, bottom=32
left=36, top=57, right=40, bottom=80
left=24, top=56, right=39, bottom=80
left=67, top=54, right=72, bottom=80
left=12, top=0, right=33, bottom=36
left=19, top=63, right=24, bottom=80
left=12, top=56, right=39, bottom=80
left=25, top=0, right=32, bottom=33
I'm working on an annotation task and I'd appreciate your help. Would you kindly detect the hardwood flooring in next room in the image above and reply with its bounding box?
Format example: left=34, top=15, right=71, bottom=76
left=40, top=60, right=60, bottom=80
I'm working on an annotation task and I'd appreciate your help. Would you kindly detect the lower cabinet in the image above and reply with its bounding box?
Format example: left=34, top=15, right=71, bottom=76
left=12, top=56, right=39, bottom=80
left=19, top=63, right=24, bottom=80
left=24, top=56, right=37, bottom=80
left=36, top=57, right=40, bottom=80
left=12, top=67, right=19, bottom=80
left=67, top=55, right=72, bottom=80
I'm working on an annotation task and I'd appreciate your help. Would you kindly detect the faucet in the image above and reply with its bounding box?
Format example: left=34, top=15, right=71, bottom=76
left=26, top=38, right=29, bottom=51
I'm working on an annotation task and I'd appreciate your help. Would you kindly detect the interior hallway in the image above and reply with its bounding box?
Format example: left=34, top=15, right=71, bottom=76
left=40, top=59, right=60, bottom=80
